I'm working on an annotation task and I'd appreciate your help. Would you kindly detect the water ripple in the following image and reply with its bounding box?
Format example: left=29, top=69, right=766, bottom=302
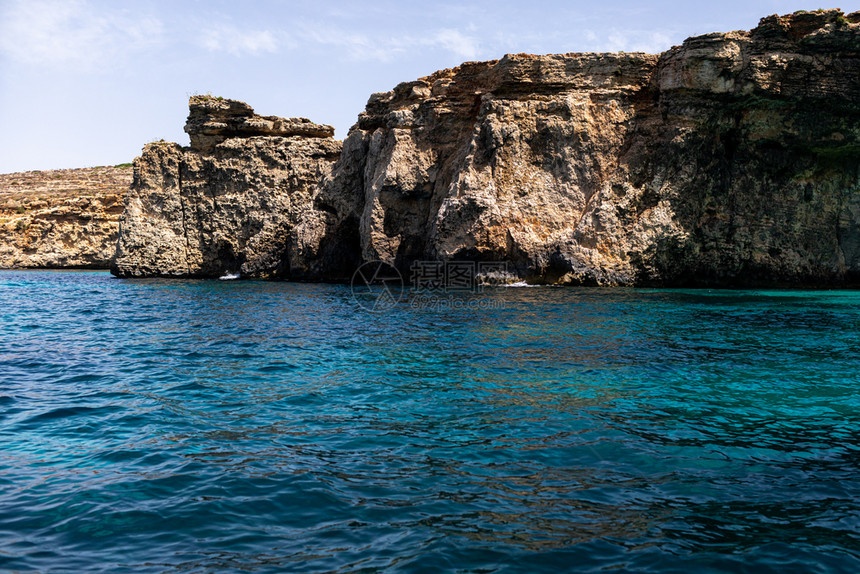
left=0, top=272, right=858, bottom=572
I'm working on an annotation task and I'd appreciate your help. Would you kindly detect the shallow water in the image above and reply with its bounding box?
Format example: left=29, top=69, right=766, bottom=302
left=1, top=271, right=858, bottom=572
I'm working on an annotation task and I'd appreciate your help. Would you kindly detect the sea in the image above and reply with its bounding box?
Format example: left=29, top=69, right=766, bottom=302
left=1, top=270, right=858, bottom=573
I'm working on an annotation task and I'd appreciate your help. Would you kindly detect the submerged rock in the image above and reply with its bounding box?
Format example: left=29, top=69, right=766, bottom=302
left=112, top=10, right=860, bottom=286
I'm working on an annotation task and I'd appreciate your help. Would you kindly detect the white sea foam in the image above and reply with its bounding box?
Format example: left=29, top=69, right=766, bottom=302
left=219, top=272, right=241, bottom=281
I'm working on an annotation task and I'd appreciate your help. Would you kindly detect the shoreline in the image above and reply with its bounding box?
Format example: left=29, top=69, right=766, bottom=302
left=4, top=267, right=860, bottom=292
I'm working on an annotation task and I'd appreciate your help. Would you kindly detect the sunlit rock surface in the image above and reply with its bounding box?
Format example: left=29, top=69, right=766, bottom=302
left=114, top=10, right=860, bottom=286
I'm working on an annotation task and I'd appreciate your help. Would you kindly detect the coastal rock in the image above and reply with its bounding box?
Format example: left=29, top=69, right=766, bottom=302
left=111, top=97, right=345, bottom=279
left=329, top=8, right=860, bottom=286
left=340, top=53, right=661, bottom=285
left=634, top=8, right=860, bottom=285
left=185, top=95, right=335, bottom=152
left=0, top=166, right=130, bottom=269
left=113, top=10, right=860, bottom=286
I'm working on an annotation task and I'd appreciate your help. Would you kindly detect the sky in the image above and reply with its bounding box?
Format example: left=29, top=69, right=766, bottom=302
left=0, top=0, right=845, bottom=173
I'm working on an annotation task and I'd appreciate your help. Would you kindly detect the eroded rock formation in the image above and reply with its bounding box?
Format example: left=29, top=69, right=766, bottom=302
left=185, top=95, right=335, bottom=152
left=113, top=9, right=860, bottom=286
left=341, top=8, right=860, bottom=286
left=0, top=166, right=130, bottom=269
left=344, top=52, right=661, bottom=285
left=632, top=9, right=860, bottom=285
left=111, top=97, right=346, bottom=278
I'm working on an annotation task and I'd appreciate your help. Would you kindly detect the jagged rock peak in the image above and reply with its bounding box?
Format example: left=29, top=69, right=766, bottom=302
left=184, top=95, right=336, bottom=152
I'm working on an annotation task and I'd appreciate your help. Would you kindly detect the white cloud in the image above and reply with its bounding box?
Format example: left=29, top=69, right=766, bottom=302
left=586, top=29, right=674, bottom=54
left=296, top=25, right=404, bottom=61
left=0, top=0, right=480, bottom=70
left=428, top=29, right=479, bottom=60
left=199, top=26, right=283, bottom=56
left=295, top=24, right=481, bottom=62
left=0, top=0, right=163, bottom=71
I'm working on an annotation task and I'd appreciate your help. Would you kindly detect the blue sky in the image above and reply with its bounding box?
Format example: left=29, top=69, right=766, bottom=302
left=0, top=0, right=840, bottom=173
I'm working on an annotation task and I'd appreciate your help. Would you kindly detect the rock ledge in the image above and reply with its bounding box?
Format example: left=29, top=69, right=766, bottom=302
left=185, top=95, right=335, bottom=152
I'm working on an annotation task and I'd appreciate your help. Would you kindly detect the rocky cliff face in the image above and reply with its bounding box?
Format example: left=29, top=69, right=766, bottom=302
left=342, top=52, right=661, bottom=285
left=339, top=8, right=860, bottom=286
left=631, top=9, right=860, bottom=286
left=111, top=96, right=346, bottom=279
left=113, top=9, right=860, bottom=286
left=0, top=166, right=130, bottom=269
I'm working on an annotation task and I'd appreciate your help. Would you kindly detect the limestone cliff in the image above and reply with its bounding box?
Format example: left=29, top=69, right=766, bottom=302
left=0, top=166, right=130, bottom=269
left=341, top=52, right=661, bottom=285
left=630, top=9, right=860, bottom=286
left=111, top=96, right=346, bottom=279
left=113, top=9, right=860, bottom=286
left=339, top=8, right=860, bottom=286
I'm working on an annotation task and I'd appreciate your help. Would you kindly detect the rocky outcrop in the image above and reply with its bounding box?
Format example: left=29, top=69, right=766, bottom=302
left=342, top=53, right=661, bottom=285
left=111, top=96, right=347, bottom=279
left=113, top=9, right=860, bottom=286
left=629, top=9, right=860, bottom=286
left=0, top=166, right=130, bottom=268
left=185, top=95, right=335, bottom=152
left=338, top=8, right=860, bottom=286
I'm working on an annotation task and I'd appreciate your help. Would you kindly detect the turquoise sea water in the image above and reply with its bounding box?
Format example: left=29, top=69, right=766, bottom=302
left=0, top=270, right=858, bottom=573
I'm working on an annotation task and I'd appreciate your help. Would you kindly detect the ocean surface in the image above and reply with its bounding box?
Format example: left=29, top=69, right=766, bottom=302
left=1, top=270, right=858, bottom=573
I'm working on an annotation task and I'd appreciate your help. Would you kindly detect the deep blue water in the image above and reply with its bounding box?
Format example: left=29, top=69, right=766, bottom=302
left=0, top=270, right=858, bottom=573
